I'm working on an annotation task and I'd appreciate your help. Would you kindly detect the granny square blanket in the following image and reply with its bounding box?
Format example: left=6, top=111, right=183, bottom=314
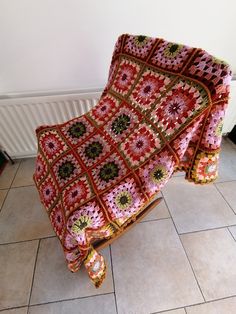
left=34, top=34, right=232, bottom=287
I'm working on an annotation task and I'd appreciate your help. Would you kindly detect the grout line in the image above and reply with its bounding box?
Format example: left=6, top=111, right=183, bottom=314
left=178, top=223, right=236, bottom=236
left=109, top=245, right=119, bottom=314
left=0, top=188, right=9, bottom=211
left=185, top=294, right=236, bottom=311
left=0, top=293, right=115, bottom=312
left=0, top=235, right=56, bottom=246
left=0, top=305, right=28, bottom=313
left=162, top=197, right=206, bottom=303
left=139, top=216, right=171, bottom=224
left=9, top=159, right=22, bottom=188
left=214, top=179, right=236, bottom=185
left=27, top=292, right=115, bottom=309
left=27, top=239, right=41, bottom=313
left=152, top=293, right=236, bottom=313
left=150, top=305, right=187, bottom=314
left=214, top=183, right=236, bottom=215
left=8, top=184, right=36, bottom=190
left=0, top=160, right=21, bottom=214
left=227, top=227, right=236, bottom=242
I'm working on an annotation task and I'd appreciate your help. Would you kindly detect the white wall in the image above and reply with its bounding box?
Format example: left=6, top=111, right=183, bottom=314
left=0, top=0, right=235, bottom=95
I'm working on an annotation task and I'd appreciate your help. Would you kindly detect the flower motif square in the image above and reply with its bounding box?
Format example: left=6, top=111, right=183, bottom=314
left=52, top=153, right=82, bottom=188
left=105, top=59, right=119, bottom=91
left=50, top=202, right=65, bottom=240
left=124, top=35, right=156, bottom=59
left=130, top=68, right=171, bottom=111
left=39, top=129, right=68, bottom=162
left=102, top=102, right=142, bottom=144
left=171, top=115, right=204, bottom=159
left=60, top=116, right=95, bottom=146
left=91, top=153, right=129, bottom=192
left=111, top=58, right=141, bottom=96
left=200, top=102, right=227, bottom=150
left=137, top=150, right=175, bottom=198
left=67, top=200, right=106, bottom=246
left=62, top=174, right=94, bottom=214
left=191, top=152, right=219, bottom=183
left=150, top=40, right=193, bottom=71
left=39, top=175, right=58, bottom=211
left=79, top=133, right=111, bottom=168
left=178, top=146, right=195, bottom=171
left=102, top=176, right=145, bottom=226
left=150, top=79, right=209, bottom=140
left=34, top=153, right=47, bottom=184
left=120, top=122, right=162, bottom=168
left=87, top=93, right=120, bottom=126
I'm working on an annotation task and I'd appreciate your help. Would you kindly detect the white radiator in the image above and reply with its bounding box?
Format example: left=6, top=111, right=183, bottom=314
left=0, top=90, right=102, bottom=158
left=0, top=82, right=235, bottom=159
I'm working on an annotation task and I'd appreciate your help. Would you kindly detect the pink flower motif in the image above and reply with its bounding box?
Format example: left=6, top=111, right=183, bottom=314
left=39, top=175, right=58, bottom=211
left=67, top=201, right=105, bottom=246
left=34, top=154, right=47, bottom=183
left=164, top=95, right=187, bottom=118
left=50, top=203, right=65, bottom=239
left=64, top=231, right=79, bottom=250
left=130, top=70, right=170, bottom=110
left=89, top=94, right=119, bottom=126
left=112, top=59, right=140, bottom=95
left=62, top=176, right=93, bottom=213
left=121, top=123, right=161, bottom=167
left=106, top=59, right=119, bottom=88
left=102, top=176, right=145, bottom=222
left=151, top=41, right=192, bottom=71
left=39, top=130, right=67, bottom=161
left=173, top=116, right=203, bottom=159
left=42, top=183, right=54, bottom=201
left=124, top=35, right=156, bottom=59
left=139, top=150, right=175, bottom=197
left=152, top=81, right=207, bottom=138
left=201, top=104, right=226, bottom=150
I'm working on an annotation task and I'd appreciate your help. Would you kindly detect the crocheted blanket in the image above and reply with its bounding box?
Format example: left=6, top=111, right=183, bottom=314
left=33, top=34, right=232, bottom=287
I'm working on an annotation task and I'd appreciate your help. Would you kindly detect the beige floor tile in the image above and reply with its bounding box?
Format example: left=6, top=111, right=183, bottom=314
left=181, top=228, right=236, bottom=301
left=186, top=296, right=236, bottom=314
left=30, top=237, right=113, bottom=304
left=111, top=219, right=203, bottom=314
left=228, top=225, right=236, bottom=240
left=0, top=189, right=8, bottom=209
left=0, top=186, right=54, bottom=244
left=0, top=308, right=28, bottom=314
left=12, top=158, right=36, bottom=187
left=141, top=193, right=170, bottom=222
left=216, top=139, right=236, bottom=183
left=162, top=176, right=236, bottom=233
left=215, top=181, right=236, bottom=213
left=0, top=160, right=20, bottom=189
left=29, top=294, right=116, bottom=314
left=0, top=241, right=38, bottom=310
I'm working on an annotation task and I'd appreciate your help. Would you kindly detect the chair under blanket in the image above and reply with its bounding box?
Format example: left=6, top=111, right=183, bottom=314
left=33, top=34, right=232, bottom=287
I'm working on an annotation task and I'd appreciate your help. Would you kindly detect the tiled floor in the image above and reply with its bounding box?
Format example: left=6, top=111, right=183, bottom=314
left=0, top=138, right=236, bottom=314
